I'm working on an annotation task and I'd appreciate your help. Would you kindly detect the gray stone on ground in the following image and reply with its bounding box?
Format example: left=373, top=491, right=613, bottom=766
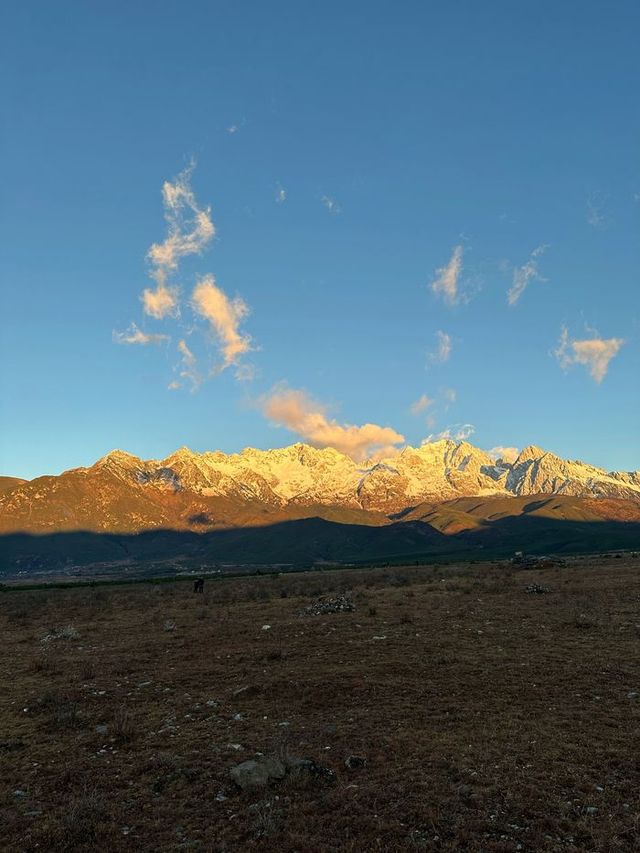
left=229, top=756, right=286, bottom=791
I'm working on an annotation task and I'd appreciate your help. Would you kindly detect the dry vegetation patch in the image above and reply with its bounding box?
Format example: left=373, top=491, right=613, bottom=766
left=1, top=556, right=639, bottom=851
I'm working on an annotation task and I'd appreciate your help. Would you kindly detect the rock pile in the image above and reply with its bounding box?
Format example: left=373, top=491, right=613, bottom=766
left=302, top=594, right=355, bottom=616
left=525, top=583, right=551, bottom=594
left=229, top=755, right=335, bottom=792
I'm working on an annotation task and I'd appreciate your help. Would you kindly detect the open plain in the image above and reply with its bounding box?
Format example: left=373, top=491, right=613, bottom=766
left=1, top=554, right=640, bottom=852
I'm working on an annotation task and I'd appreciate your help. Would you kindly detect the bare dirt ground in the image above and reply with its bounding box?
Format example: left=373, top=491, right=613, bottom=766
left=1, top=554, right=639, bottom=852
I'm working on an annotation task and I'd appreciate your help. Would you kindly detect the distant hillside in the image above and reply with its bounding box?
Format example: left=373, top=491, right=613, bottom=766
left=0, top=476, right=28, bottom=496
left=2, top=495, right=639, bottom=575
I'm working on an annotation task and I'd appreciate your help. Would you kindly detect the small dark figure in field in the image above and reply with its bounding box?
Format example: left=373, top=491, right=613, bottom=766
left=194, top=578, right=204, bottom=593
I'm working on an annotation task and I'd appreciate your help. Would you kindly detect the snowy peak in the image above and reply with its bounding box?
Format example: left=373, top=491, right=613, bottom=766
left=515, top=445, right=547, bottom=463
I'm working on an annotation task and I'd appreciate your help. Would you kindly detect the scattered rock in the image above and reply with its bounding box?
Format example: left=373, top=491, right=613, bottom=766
left=302, top=595, right=355, bottom=616
left=41, top=625, right=80, bottom=643
left=229, top=756, right=286, bottom=791
left=344, top=755, right=366, bottom=770
left=95, top=724, right=108, bottom=735
left=287, top=757, right=336, bottom=784
left=230, top=753, right=337, bottom=793
left=261, top=625, right=271, bottom=631
left=627, top=690, right=639, bottom=700
left=525, top=583, right=551, bottom=594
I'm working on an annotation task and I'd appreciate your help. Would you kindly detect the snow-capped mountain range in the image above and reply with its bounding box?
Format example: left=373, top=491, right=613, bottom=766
left=12, top=439, right=638, bottom=514
left=90, top=440, right=640, bottom=508
left=2, top=441, right=639, bottom=565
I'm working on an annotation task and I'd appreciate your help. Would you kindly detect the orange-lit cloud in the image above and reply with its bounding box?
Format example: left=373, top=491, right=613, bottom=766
left=261, top=386, right=405, bottom=461
left=430, top=246, right=463, bottom=306
left=488, top=446, right=520, bottom=463
left=191, top=275, right=252, bottom=372
left=143, top=164, right=215, bottom=318
left=113, top=323, right=170, bottom=345
left=174, top=339, right=201, bottom=391
left=141, top=283, right=179, bottom=320
left=553, top=326, right=624, bottom=383
left=410, top=394, right=434, bottom=415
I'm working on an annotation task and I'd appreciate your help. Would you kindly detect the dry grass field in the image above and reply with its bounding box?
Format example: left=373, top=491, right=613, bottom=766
left=1, top=555, right=640, bottom=852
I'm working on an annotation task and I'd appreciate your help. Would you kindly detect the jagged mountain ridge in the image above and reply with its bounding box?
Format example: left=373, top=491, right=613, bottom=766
left=1, top=440, right=639, bottom=535
left=93, top=440, right=640, bottom=507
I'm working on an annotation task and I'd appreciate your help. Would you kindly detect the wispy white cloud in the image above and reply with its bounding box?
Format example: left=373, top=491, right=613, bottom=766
left=423, top=423, right=475, bottom=443
left=321, top=195, right=341, bottom=215
left=488, top=446, right=520, bottom=463
left=443, top=388, right=457, bottom=408
left=191, top=275, right=252, bottom=373
left=143, top=163, right=215, bottom=318
left=174, top=339, right=201, bottom=391
left=148, top=164, right=215, bottom=272
left=586, top=193, right=610, bottom=229
left=261, top=386, right=405, bottom=462
left=429, top=330, right=452, bottom=364
left=275, top=184, right=286, bottom=204
left=178, top=339, right=196, bottom=364
left=430, top=245, right=463, bottom=306
left=507, top=245, right=547, bottom=306
left=113, top=323, right=170, bottom=346
left=553, top=326, right=624, bottom=383
left=410, top=394, right=434, bottom=416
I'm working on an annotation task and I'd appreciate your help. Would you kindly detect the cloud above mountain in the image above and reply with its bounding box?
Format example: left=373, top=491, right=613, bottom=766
left=261, top=386, right=405, bottom=461
left=489, top=446, right=520, bottom=463
left=142, top=163, right=215, bottom=318
left=410, top=394, right=433, bottom=415
left=191, top=275, right=252, bottom=373
left=424, top=423, right=475, bottom=443
left=117, top=163, right=254, bottom=388
left=553, top=327, right=625, bottom=383
left=430, top=245, right=463, bottom=306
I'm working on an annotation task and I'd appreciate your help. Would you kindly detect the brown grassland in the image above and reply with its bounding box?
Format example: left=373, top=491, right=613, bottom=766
left=1, top=554, right=640, bottom=851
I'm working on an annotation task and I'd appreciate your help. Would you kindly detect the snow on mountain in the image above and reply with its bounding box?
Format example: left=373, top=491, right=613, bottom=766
left=83, top=440, right=640, bottom=510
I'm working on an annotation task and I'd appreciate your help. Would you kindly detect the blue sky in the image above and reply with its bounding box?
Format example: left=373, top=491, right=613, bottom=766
left=1, top=0, right=639, bottom=479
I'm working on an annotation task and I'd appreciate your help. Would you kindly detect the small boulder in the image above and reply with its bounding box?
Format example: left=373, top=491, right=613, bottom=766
left=344, top=755, right=367, bottom=770
left=229, top=756, right=286, bottom=792
left=287, top=757, right=336, bottom=784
